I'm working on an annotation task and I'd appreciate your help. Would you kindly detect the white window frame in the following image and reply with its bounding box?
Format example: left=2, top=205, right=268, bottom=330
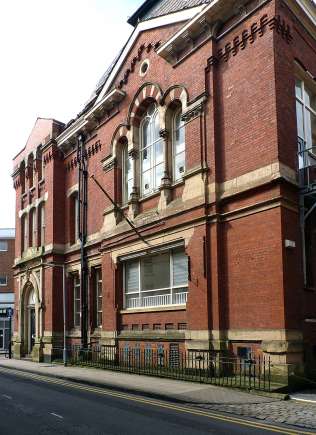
left=123, top=249, right=188, bottom=309
left=95, top=268, right=103, bottom=328
left=74, top=275, right=81, bottom=328
left=74, top=195, right=79, bottom=242
left=140, top=104, right=164, bottom=197
left=172, top=108, right=186, bottom=182
left=296, top=78, right=316, bottom=167
left=122, top=145, right=133, bottom=204
left=0, top=276, right=8, bottom=286
left=0, top=241, right=8, bottom=252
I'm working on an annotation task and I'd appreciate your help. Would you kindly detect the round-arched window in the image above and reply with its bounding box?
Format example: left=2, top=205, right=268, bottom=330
left=140, top=103, right=163, bottom=196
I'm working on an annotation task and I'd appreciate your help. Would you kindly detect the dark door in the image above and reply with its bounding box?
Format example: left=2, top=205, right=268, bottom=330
left=29, top=308, right=35, bottom=352
left=0, top=330, right=3, bottom=350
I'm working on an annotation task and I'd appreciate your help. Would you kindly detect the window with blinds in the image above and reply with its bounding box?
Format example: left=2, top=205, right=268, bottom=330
left=124, top=248, right=188, bottom=309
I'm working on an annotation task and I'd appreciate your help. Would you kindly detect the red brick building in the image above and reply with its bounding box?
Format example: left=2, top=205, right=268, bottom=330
left=12, top=0, right=316, bottom=375
left=0, top=228, right=15, bottom=351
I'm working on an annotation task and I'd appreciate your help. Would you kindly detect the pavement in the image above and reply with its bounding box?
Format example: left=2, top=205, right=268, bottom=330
left=0, top=369, right=302, bottom=435
left=0, top=356, right=273, bottom=405
left=1, top=357, right=316, bottom=432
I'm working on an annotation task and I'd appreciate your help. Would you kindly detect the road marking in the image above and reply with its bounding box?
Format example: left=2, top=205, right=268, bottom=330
left=0, top=367, right=314, bottom=435
left=2, top=394, right=12, bottom=400
left=50, top=412, right=63, bottom=419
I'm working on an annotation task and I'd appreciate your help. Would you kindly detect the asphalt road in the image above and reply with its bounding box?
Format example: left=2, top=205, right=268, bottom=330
left=0, top=370, right=312, bottom=435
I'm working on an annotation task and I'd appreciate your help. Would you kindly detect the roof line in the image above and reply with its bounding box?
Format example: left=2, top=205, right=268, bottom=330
left=127, top=0, right=157, bottom=26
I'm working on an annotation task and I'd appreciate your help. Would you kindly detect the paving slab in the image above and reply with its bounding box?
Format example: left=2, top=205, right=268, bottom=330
left=0, top=356, right=274, bottom=405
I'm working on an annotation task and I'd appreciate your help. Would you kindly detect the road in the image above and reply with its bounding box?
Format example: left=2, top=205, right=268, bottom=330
left=0, top=369, right=313, bottom=435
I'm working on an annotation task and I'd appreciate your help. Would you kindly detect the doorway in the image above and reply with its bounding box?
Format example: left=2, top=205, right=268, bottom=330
left=26, top=288, right=36, bottom=355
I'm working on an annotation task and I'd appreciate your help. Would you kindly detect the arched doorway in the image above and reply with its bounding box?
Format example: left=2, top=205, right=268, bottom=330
left=27, top=288, right=36, bottom=355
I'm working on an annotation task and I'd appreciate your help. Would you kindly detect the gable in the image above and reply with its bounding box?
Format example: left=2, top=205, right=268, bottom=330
left=128, top=0, right=211, bottom=26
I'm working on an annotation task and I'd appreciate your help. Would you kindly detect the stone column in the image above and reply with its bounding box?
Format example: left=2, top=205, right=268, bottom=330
left=128, top=149, right=139, bottom=219
left=158, top=129, right=172, bottom=211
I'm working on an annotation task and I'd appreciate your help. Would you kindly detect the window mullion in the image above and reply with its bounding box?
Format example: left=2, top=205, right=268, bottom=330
left=138, top=259, right=141, bottom=307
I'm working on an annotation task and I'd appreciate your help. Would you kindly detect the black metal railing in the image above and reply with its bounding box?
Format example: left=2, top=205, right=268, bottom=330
left=52, top=345, right=271, bottom=392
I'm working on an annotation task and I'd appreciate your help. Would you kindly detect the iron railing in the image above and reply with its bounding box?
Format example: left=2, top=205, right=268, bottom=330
left=53, top=345, right=271, bottom=392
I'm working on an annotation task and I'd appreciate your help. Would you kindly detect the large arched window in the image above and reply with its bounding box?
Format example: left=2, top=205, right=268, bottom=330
left=140, top=103, right=164, bottom=196
left=21, top=214, right=27, bottom=253
left=122, top=143, right=133, bottom=204
left=38, top=203, right=45, bottom=247
left=69, top=193, right=79, bottom=244
left=172, top=108, right=185, bottom=181
left=29, top=208, right=36, bottom=248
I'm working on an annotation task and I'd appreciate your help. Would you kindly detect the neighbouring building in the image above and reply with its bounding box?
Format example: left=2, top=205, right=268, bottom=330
left=11, top=0, right=316, bottom=377
left=0, top=228, right=15, bottom=352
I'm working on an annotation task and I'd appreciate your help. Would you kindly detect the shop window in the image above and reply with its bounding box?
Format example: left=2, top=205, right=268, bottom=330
left=140, top=103, right=164, bottom=196
left=124, top=247, right=188, bottom=309
left=153, top=323, right=161, bottom=330
left=178, top=323, right=187, bottom=330
left=142, top=324, right=150, bottom=330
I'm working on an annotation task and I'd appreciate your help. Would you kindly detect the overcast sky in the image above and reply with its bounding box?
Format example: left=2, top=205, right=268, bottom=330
left=0, top=0, right=141, bottom=229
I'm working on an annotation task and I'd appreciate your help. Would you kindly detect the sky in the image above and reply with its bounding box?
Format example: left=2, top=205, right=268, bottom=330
left=0, top=0, right=142, bottom=229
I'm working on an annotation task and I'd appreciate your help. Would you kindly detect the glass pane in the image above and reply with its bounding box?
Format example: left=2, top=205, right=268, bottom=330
left=304, top=85, right=316, bottom=112
left=141, top=253, right=170, bottom=291
left=154, top=164, right=164, bottom=188
left=142, top=146, right=151, bottom=172
left=142, top=170, right=152, bottom=195
left=154, top=140, right=164, bottom=164
left=305, top=109, right=313, bottom=148
left=153, top=111, right=160, bottom=140
left=142, top=119, right=150, bottom=148
left=125, top=261, right=139, bottom=293
left=175, top=126, right=185, bottom=154
left=127, top=179, right=133, bottom=199
left=295, top=80, right=302, bottom=99
left=147, top=103, right=156, bottom=116
left=173, top=250, right=188, bottom=286
left=174, top=152, right=185, bottom=180
left=296, top=100, right=305, bottom=140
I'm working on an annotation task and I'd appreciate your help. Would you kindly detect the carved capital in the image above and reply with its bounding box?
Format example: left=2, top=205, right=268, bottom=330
left=159, top=129, right=169, bottom=140
left=182, top=102, right=204, bottom=123
left=102, top=156, right=117, bottom=173
left=128, top=149, right=139, bottom=160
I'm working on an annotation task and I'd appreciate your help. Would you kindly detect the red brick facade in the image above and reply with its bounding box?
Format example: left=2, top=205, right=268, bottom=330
left=12, top=0, right=316, bottom=374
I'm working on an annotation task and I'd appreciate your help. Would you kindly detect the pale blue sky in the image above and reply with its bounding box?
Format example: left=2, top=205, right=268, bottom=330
left=0, top=0, right=142, bottom=228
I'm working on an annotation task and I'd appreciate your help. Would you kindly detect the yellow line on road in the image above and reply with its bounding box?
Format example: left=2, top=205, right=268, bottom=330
left=0, top=366, right=314, bottom=435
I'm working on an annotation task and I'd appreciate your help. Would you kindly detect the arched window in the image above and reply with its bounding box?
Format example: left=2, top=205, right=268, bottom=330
left=38, top=203, right=45, bottom=247
left=140, top=103, right=164, bottom=196
left=28, top=155, right=34, bottom=189
left=29, top=208, right=36, bottom=248
left=21, top=214, right=28, bottom=253
left=20, top=161, right=25, bottom=194
left=172, top=108, right=185, bottom=181
left=122, top=143, right=133, bottom=204
left=69, top=193, right=79, bottom=244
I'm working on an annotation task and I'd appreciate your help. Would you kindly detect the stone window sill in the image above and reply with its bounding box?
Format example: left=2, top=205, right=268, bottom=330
left=120, top=304, right=186, bottom=314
